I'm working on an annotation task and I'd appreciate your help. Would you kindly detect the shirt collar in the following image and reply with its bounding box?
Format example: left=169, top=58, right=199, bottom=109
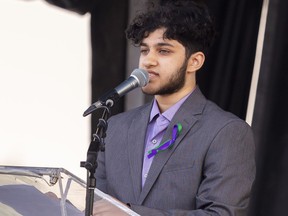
left=149, top=100, right=160, bottom=122
left=149, top=91, right=193, bottom=123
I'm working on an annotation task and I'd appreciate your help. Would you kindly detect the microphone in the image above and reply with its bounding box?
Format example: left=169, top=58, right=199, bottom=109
left=83, top=68, right=149, bottom=117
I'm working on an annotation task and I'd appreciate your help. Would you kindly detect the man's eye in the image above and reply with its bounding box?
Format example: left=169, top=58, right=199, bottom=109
left=140, top=49, right=149, bottom=54
left=159, top=50, right=170, bottom=54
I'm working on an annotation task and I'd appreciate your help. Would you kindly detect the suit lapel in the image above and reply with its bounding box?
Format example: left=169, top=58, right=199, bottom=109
left=127, top=104, right=151, bottom=202
left=138, top=87, right=206, bottom=204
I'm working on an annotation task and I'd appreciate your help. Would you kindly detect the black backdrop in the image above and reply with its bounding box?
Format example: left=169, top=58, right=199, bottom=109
left=249, top=0, right=288, bottom=215
left=198, top=0, right=263, bottom=120
left=45, top=0, right=288, bottom=214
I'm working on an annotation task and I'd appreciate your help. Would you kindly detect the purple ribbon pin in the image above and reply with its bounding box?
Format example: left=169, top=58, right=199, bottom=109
left=147, top=123, right=183, bottom=159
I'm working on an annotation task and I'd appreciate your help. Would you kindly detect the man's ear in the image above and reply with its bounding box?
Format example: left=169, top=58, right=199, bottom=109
left=187, top=52, right=205, bottom=73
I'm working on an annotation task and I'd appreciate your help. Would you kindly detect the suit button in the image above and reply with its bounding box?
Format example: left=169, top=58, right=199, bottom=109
left=152, top=139, right=157, bottom=144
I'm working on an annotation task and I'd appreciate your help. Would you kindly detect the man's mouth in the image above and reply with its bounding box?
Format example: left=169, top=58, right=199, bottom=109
left=147, top=71, right=158, bottom=78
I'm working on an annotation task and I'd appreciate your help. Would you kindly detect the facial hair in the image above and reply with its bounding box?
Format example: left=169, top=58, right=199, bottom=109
left=143, top=60, right=188, bottom=96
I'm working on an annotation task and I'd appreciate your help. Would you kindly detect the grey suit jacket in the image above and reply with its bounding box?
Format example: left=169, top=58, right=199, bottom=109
left=95, top=87, right=256, bottom=216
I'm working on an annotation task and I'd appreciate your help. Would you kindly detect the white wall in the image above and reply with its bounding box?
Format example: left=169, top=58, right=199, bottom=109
left=0, top=0, right=91, bottom=180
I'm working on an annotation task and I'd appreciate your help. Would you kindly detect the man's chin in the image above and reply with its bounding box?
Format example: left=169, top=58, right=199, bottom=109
left=141, top=87, right=157, bottom=96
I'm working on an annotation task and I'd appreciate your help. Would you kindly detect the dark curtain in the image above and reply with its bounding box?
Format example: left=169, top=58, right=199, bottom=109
left=249, top=0, right=288, bottom=215
left=89, top=1, right=128, bottom=134
left=198, top=0, right=263, bottom=120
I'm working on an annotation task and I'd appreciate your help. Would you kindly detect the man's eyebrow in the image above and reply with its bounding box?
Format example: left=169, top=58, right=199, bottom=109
left=139, top=42, right=148, bottom=47
left=139, top=42, right=174, bottom=47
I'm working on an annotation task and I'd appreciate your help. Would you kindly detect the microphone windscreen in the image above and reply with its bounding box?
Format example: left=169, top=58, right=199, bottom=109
left=131, top=69, right=149, bottom=87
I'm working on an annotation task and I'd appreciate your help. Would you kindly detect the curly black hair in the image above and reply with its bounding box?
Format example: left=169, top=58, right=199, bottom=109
left=126, top=0, right=216, bottom=57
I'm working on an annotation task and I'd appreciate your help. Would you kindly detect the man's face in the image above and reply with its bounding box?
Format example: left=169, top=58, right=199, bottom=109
left=139, top=28, right=190, bottom=96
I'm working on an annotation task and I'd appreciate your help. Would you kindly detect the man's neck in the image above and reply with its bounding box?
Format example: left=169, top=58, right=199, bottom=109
left=155, top=87, right=195, bottom=113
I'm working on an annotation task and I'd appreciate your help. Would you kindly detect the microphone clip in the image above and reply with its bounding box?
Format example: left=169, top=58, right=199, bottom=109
left=83, top=89, right=119, bottom=117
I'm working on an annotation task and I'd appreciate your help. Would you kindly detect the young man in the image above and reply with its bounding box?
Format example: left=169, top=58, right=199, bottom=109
left=93, top=1, right=255, bottom=215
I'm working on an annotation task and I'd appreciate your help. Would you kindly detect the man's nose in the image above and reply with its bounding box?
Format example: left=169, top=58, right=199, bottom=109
left=142, top=52, right=158, bottom=68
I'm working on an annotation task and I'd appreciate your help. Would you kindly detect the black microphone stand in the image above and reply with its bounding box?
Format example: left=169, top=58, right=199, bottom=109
left=80, top=101, right=112, bottom=216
